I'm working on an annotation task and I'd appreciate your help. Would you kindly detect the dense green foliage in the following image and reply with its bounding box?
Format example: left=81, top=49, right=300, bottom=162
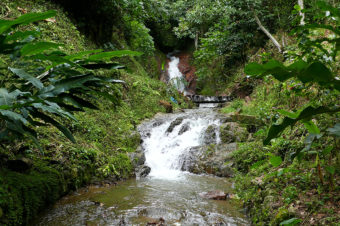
left=0, top=0, right=339, bottom=225
left=0, top=1, right=189, bottom=225
left=220, top=2, right=340, bottom=225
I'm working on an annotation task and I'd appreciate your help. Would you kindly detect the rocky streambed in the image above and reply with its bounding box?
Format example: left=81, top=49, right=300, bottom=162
left=33, top=108, right=261, bottom=225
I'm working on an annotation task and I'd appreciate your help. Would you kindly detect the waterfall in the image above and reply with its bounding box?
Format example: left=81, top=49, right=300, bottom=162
left=168, top=56, right=186, bottom=93
left=140, top=110, right=221, bottom=180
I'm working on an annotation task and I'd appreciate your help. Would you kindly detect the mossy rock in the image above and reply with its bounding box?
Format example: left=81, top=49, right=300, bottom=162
left=220, top=122, right=249, bottom=144
left=203, top=125, right=217, bottom=144
left=229, top=114, right=264, bottom=126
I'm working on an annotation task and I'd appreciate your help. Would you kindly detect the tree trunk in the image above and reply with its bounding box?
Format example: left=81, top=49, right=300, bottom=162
left=194, top=32, right=199, bottom=50
left=253, top=11, right=282, bottom=53
left=298, top=0, right=305, bottom=25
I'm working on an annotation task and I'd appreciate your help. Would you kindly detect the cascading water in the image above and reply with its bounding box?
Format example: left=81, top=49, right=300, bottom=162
left=168, top=56, right=186, bottom=93
left=33, top=53, right=249, bottom=226
left=141, top=109, right=221, bottom=180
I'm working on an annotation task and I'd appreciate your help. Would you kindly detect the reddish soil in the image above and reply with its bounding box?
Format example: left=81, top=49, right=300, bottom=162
left=176, top=52, right=196, bottom=94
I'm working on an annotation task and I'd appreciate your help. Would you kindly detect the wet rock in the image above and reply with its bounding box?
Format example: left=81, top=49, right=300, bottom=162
left=220, top=122, right=248, bottom=144
left=129, top=146, right=146, bottom=169
left=219, top=116, right=233, bottom=123
left=136, top=165, right=151, bottom=178
left=203, top=125, right=217, bottom=145
left=166, top=117, right=184, bottom=133
left=178, top=123, right=190, bottom=135
left=199, top=190, right=227, bottom=200
left=230, top=114, right=263, bottom=126
left=7, top=157, right=33, bottom=172
left=147, top=217, right=165, bottom=225
left=180, top=143, right=237, bottom=177
left=152, top=121, right=164, bottom=128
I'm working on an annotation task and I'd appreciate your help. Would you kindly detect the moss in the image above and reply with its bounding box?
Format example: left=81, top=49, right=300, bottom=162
left=0, top=162, right=64, bottom=225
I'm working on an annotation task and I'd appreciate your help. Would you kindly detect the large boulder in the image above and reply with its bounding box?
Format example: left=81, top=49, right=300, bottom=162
left=203, top=125, right=217, bottom=145
left=220, top=122, right=248, bottom=144
left=180, top=143, right=238, bottom=177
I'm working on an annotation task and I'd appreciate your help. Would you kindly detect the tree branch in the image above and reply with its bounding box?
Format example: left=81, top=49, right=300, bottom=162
left=253, top=10, right=282, bottom=53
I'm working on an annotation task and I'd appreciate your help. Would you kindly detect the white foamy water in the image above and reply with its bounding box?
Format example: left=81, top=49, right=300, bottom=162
left=140, top=110, right=221, bottom=180
left=168, top=56, right=186, bottom=93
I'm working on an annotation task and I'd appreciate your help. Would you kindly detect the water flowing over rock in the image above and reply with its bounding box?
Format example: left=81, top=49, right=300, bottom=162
left=178, top=123, right=190, bottom=135
left=199, top=190, right=228, bottom=200
left=166, top=117, right=184, bottom=133
left=138, top=109, right=222, bottom=179
left=167, top=56, right=186, bottom=93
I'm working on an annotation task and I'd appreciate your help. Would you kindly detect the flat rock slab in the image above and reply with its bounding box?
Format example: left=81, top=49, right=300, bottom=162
left=199, top=190, right=227, bottom=200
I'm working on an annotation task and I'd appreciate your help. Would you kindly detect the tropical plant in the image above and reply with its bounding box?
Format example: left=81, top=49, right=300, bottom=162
left=244, top=1, right=339, bottom=187
left=0, top=10, right=142, bottom=148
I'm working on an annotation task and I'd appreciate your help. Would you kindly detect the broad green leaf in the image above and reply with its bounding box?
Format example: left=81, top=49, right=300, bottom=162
left=264, top=106, right=340, bottom=145
left=280, top=217, right=302, bottom=225
left=269, top=155, right=282, bottom=167
left=244, top=62, right=265, bottom=76
left=31, top=110, right=75, bottom=143
left=325, top=166, right=335, bottom=175
left=0, top=109, right=28, bottom=125
left=39, top=74, right=99, bottom=97
left=302, top=120, right=320, bottom=134
left=11, top=10, right=56, bottom=25
left=32, top=102, right=76, bottom=120
left=0, top=88, right=15, bottom=106
left=277, top=109, right=299, bottom=119
left=88, top=50, right=143, bottom=61
left=298, top=62, right=333, bottom=83
left=64, top=49, right=103, bottom=61
left=21, top=42, right=62, bottom=56
left=9, top=68, right=44, bottom=89
left=327, top=123, right=340, bottom=137
left=0, top=11, right=56, bottom=34
left=4, top=31, right=40, bottom=42
left=58, top=94, right=98, bottom=110
left=81, top=62, right=125, bottom=70
left=287, top=60, right=308, bottom=72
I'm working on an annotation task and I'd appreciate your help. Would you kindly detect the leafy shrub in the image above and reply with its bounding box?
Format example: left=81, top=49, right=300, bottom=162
left=0, top=11, right=142, bottom=147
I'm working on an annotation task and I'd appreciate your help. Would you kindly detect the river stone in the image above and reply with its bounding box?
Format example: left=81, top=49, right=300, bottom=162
left=129, top=146, right=146, bottom=169
left=180, top=143, right=237, bottom=177
left=136, top=165, right=151, bottom=178
left=178, top=123, right=190, bottom=135
left=203, top=125, right=217, bottom=145
left=166, top=117, right=184, bottom=133
left=7, top=157, right=33, bottom=172
left=199, top=190, right=227, bottom=200
left=230, top=114, right=264, bottom=126
left=152, top=121, right=164, bottom=128
left=220, top=122, right=248, bottom=144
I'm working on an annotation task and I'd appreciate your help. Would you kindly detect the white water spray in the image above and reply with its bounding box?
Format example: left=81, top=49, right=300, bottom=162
left=141, top=110, right=221, bottom=180
left=168, top=56, right=186, bottom=93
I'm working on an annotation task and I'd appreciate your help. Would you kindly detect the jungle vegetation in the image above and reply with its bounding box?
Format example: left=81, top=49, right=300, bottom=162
left=0, top=0, right=339, bottom=225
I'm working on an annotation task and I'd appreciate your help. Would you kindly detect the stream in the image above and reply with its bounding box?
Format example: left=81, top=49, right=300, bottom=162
left=32, top=56, right=249, bottom=226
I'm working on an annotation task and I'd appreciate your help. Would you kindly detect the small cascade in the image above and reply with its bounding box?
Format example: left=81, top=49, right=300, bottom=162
left=139, top=109, right=221, bottom=180
left=168, top=56, right=186, bottom=93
